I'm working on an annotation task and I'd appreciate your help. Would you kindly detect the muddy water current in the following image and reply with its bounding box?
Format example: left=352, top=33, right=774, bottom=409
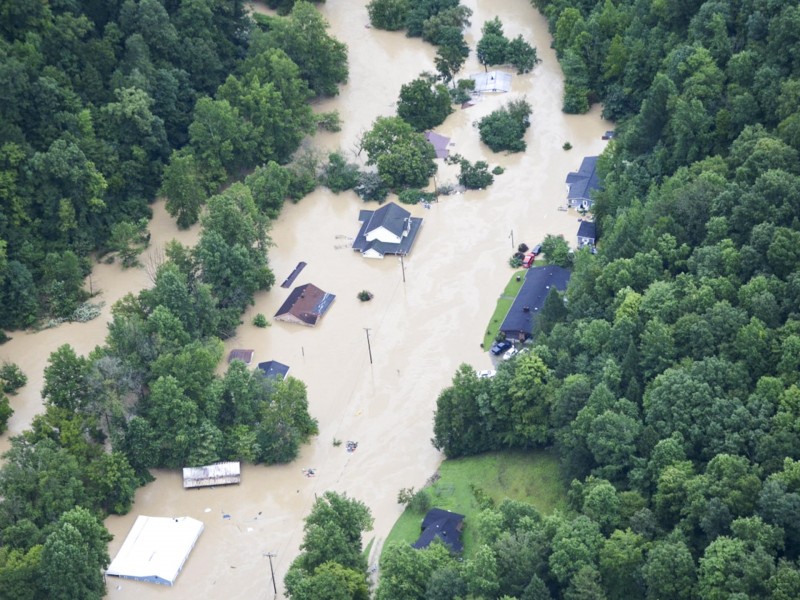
left=1, top=1, right=611, bottom=597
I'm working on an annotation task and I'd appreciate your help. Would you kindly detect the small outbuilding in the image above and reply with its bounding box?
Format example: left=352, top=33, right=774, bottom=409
left=500, top=265, right=571, bottom=341
left=182, top=461, right=241, bottom=489
left=227, top=349, right=254, bottom=365
left=274, top=283, right=336, bottom=326
left=257, top=360, right=290, bottom=380
left=413, top=508, right=465, bottom=553
left=352, top=202, right=423, bottom=259
left=106, top=516, right=204, bottom=586
left=577, top=220, right=597, bottom=249
left=566, top=156, right=600, bottom=210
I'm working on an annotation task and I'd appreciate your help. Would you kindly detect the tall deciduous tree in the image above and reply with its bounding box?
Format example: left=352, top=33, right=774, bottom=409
left=362, top=116, right=437, bottom=189
left=396, top=77, right=453, bottom=132
left=39, top=507, right=111, bottom=600
left=262, top=1, right=348, bottom=97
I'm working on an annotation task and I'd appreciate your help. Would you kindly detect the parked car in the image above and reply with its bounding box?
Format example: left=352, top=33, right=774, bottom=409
left=490, top=340, right=512, bottom=355
left=531, top=244, right=542, bottom=256
left=477, top=369, right=496, bottom=379
left=522, top=254, right=535, bottom=268
left=503, top=347, right=518, bottom=361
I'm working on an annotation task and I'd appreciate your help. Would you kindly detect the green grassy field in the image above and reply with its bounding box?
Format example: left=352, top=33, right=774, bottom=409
left=383, top=450, right=567, bottom=558
left=483, top=270, right=526, bottom=349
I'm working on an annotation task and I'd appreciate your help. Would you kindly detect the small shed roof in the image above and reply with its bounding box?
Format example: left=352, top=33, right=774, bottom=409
left=413, top=508, right=465, bottom=553
left=500, top=265, right=571, bottom=339
left=424, top=131, right=450, bottom=159
left=577, top=220, right=596, bottom=240
left=228, top=349, right=254, bottom=364
left=470, top=70, right=512, bottom=93
left=257, top=360, right=290, bottom=380
left=182, top=462, right=241, bottom=489
left=106, top=516, right=204, bottom=586
left=274, top=283, right=336, bottom=326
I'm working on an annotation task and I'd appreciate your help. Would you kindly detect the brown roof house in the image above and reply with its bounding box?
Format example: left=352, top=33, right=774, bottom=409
left=274, top=283, right=336, bottom=327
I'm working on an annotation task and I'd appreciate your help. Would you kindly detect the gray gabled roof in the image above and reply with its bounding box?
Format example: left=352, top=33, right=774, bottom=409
left=352, top=202, right=423, bottom=257
left=577, top=220, right=596, bottom=239
left=363, top=202, right=411, bottom=237
left=500, top=266, right=571, bottom=339
left=566, top=156, right=600, bottom=201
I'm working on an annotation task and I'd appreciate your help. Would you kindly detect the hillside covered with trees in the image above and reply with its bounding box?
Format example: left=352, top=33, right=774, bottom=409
left=412, top=0, right=800, bottom=598
left=0, top=1, right=346, bottom=596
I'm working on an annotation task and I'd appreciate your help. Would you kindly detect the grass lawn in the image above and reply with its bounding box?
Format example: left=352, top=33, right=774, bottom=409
left=383, top=450, right=567, bottom=558
left=483, top=270, right=526, bottom=349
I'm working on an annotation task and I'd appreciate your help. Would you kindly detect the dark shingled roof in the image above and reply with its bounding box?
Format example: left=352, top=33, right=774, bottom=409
left=500, top=265, right=571, bottom=340
left=352, top=202, right=423, bottom=258
left=274, top=283, right=336, bottom=326
left=413, top=508, right=465, bottom=553
left=566, top=156, right=600, bottom=202
left=577, top=220, right=596, bottom=240
left=256, top=360, right=290, bottom=380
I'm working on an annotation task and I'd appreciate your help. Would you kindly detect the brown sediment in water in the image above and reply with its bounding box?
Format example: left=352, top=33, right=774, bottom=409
left=2, top=1, right=611, bottom=597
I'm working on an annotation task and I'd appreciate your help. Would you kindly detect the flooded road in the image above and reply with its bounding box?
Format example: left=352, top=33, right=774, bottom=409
left=2, top=0, right=610, bottom=598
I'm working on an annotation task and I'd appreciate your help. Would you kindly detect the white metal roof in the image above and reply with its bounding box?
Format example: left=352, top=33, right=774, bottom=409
left=106, top=516, right=204, bottom=586
left=183, top=461, right=241, bottom=488
left=470, top=70, right=512, bottom=93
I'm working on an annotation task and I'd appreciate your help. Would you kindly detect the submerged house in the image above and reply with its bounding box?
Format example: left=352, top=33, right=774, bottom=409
left=106, top=516, right=204, bottom=586
left=182, top=462, right=241, bottom=489
left=274, top=283, right=335, bottom=326
left=470, top=70, right=513, bottom=93
left=565, top=156, right=600, bottom=210
left=257, top=360, right=290, bottom=380
left=500, top=265, right=571, bottom=341
left=227, top=349, right=254, bottom=365
left=352, top=202, right=423, bottom=259
left=413, top=508, right=465, bottom=553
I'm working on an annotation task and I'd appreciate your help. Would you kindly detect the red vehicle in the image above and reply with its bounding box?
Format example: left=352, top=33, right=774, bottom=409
left=522, top=254, right=536, bottom=268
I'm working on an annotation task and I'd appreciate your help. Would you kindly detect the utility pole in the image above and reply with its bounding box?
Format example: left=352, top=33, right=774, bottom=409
left=264, top=552, right=277, bottom=599
left=363, top=328, right=373, bottom=364
left=399, top=254, right=406, bottom=283
left=510, top=229, right=515, bottom=249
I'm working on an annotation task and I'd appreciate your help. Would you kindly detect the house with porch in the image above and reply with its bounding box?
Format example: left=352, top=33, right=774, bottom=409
left=565, top=156, right=600, bottom=210
left=352, top=202, right=423, bottom=259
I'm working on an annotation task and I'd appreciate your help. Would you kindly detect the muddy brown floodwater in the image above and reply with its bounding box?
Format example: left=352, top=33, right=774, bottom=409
left=1, top=0, right=611, bottom=598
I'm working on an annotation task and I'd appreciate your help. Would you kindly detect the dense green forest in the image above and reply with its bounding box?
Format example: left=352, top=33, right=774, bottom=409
left=0, top=1, right=345, bottom=596
left=409, top=0, right=800, bottom=599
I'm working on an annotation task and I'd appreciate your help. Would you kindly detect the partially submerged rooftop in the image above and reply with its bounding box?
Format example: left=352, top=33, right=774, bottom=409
left=106, top=516, right=204, bottom=586
left=274, top=283, right=335, bottom=326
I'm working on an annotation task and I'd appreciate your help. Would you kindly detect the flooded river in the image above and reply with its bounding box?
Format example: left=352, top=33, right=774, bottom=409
left=0, top=0, right=610, bottom=598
